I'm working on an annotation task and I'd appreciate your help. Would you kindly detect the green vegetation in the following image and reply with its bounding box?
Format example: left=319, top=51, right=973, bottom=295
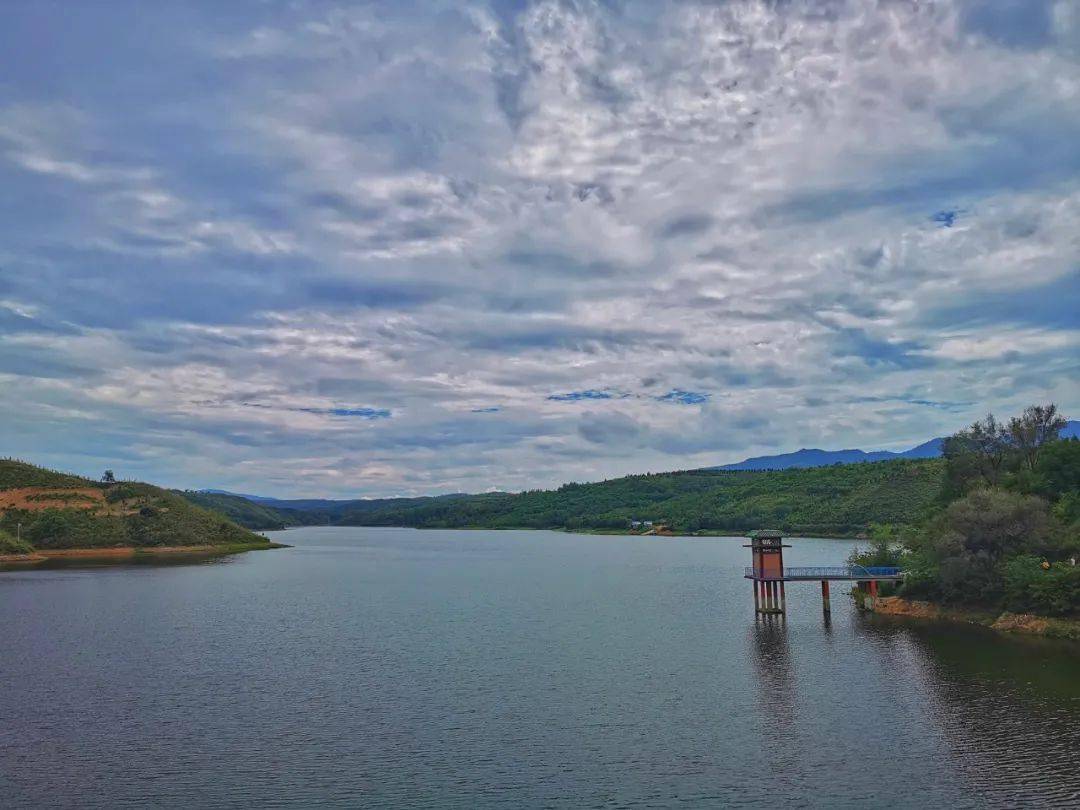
left=0, top=459, right=86, bottom=490
left=314, top=458, right=944, bottom=536
left=180, top=490, right=322, bottom=531
left=0, top=527, right=34, bottom=555
left=0, top=459, right=272, bottom=554
left=891, top=405, right=1079, bottom=617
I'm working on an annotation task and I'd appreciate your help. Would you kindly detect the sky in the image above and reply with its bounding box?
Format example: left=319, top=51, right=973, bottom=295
left=1, top=0, right=1078, bottom=498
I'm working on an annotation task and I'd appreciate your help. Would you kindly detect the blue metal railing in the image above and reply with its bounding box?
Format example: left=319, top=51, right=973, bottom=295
left=744, top=565, right=902, bottom=580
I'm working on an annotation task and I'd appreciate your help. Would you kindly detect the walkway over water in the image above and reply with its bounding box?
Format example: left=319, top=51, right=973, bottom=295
left=744, top=565, right=903, bottom=582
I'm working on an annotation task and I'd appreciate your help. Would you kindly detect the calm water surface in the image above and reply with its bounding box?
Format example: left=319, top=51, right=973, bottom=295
left=2, top=528, right=1078, bottom=808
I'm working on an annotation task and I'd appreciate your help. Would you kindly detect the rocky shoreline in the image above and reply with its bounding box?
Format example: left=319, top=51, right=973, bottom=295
left=0, top=541, right=287, bottom=567
left=871, top=595, right=1080, bottom=642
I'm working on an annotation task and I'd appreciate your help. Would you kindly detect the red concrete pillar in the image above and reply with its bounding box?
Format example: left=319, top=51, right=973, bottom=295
left=753, top=579, right=760, bottom=612
left=868, top=579, right=878, bottom=609
left=821, top=580, right=831, bottom=614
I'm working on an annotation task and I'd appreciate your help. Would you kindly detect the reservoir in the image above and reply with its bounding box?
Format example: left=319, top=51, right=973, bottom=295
left=2, top=527, right=1078, bottom=808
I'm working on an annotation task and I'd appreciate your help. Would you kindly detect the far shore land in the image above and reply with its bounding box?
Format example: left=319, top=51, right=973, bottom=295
left=565, top=527, right=861, bottom=539
left=269, top=525, right=863, bottom=540
left=0, top=540, right=288, bottom=566
left=0, top=527, right=860, bottom=566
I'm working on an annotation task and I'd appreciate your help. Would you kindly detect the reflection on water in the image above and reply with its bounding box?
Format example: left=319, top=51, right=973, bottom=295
left=858, top=617, right=1080, bottom=806
left=748, top=616, right=795, bottom=728
left=0, top=550, right=241, bottom=572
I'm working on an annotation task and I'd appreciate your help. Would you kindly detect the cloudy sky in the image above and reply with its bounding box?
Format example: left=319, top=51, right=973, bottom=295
left=1, top=0, right=1078, bottom=497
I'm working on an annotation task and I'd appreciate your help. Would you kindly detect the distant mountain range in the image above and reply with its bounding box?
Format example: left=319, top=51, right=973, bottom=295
left=710, top=420, right=1079, bottom=471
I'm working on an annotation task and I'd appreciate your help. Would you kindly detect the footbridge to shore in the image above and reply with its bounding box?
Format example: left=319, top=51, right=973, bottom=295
left=743, top=531, right=903, bottom=615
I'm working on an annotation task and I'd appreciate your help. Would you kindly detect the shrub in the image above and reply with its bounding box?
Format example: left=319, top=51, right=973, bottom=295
left=1003, top=556, right=1080, bottom=616
left=0, top=527, right=34, bottom=555
left=24, top=509, right=127, bottom=549
left=1032, top=439, right=1080, bottom=500
left=104, top=482, right=153, bottom=504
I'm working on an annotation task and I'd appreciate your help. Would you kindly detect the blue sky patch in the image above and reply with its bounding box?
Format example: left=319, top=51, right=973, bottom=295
left=548, top=390, right=616, bottom=402
left=657, top=390, right=710, bottom=405
left=295, top=406, right=391, bottom=419
left=931, top=208, right=961, bottom=228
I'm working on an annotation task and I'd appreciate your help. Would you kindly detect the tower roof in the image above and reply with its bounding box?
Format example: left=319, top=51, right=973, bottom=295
left=748, top=529, right=784, bottom=540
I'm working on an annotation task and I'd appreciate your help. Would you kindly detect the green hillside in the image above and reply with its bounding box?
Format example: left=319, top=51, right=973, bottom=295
left=180, top=491, right=482, bottom=530
left=0, top=460, right=87, bottom=490
left=329, top=458, right=946, bottom=536
left=0, top=459, right=273, bottom=553
left=180, top=490, right=323, bottom=531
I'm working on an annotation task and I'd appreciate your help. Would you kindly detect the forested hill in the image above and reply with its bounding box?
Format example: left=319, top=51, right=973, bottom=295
left=198, top=458, right=944, bottom=537
left=0, top=459, right=271, bottom=554
left=180, top=490, right=326, bottom=531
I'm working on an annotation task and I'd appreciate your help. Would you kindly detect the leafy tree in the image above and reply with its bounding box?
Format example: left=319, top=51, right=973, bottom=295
left=101, top=469, right=116, bottom=484
left=1008, top=404, right=1066, bottom=471
left=1053, top=491, right=1080, bottom=525
left=930, top=488, right=1052, bottom=560
left=1031, top=438, right=1080, bottom=500
left=847, top=523, right=904, bottom=595
left=942, top=413, right=1012, bottom=494
left=848, top=523, right=903, bottom=568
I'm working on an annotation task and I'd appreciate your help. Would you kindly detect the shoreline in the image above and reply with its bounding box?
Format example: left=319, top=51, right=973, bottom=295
left=0, top=541, right=288, bottom=566
left=871, top=596, right=1080, bottom=642
left=272, top=525, right=863, bottom=541
left=567, top=528, right=861, bottom=540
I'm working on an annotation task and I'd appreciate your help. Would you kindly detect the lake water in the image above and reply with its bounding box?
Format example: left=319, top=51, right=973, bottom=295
left=2, top=527, right=1078, bottom=808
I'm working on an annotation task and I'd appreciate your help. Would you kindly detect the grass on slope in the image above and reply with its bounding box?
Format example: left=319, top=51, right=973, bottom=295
left=0, top=458, right=88, bottom=490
